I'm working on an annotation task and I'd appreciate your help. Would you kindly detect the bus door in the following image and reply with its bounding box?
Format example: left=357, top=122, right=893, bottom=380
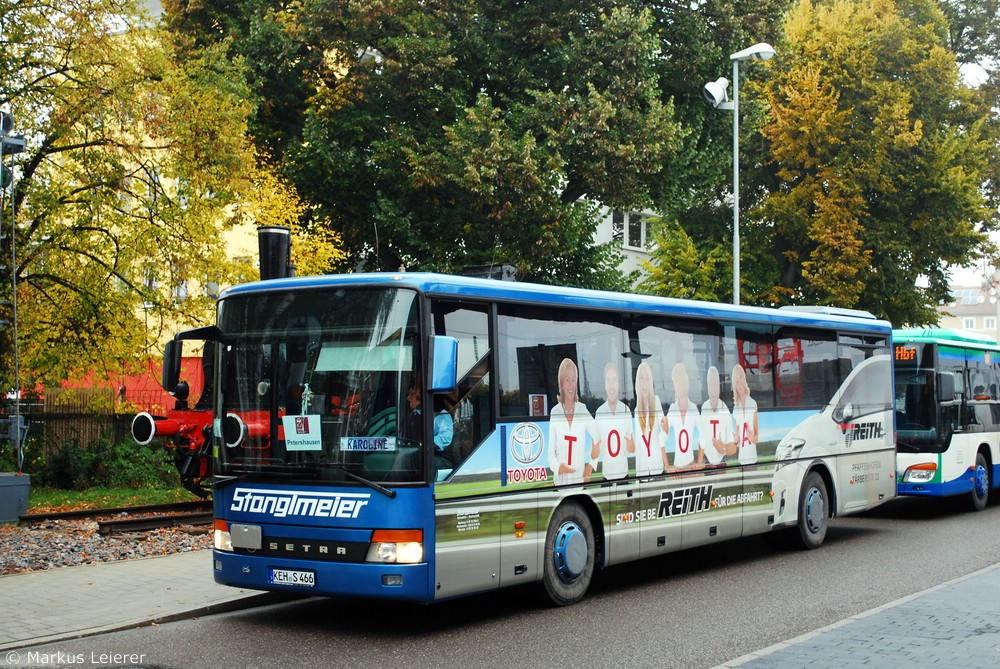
left=433, top=496, right=500, bottom=600
left=499, top=489, right=540, bottom=588
left=833, top=356, right=895, bottom=512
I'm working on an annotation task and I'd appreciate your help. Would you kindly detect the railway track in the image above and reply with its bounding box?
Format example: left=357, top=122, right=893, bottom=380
left=96, top=511, right=214, bottom=535
left=19, top=500, right=214, bottom=536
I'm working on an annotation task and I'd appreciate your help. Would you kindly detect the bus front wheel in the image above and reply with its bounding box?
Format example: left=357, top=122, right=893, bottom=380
left=971, top=452, right=990, bottom=512
left=541, top=502, right=595, bottom=606
left=796, top=471, right=828, bottom=550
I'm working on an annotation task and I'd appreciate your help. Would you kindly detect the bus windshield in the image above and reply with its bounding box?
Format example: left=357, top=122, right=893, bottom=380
left=213, top=286, right=425, bottom=484
left=894, top=342, right=944, bottom=453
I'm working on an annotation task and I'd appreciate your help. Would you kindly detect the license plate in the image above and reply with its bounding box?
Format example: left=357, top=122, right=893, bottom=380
left=269, top=568, right=315, bottom=587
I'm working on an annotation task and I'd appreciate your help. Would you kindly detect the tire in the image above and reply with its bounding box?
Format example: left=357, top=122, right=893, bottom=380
left=796, top=471, right=828, bottom=550
left=541, top=502, right=595, bottom=606
left=970, top=451, right=990, bottom=512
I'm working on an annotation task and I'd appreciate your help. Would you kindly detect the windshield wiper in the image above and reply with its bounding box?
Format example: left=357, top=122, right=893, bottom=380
left=219, top=456, right=397, bottom=497
left=323, top=461, right=396, bottom=498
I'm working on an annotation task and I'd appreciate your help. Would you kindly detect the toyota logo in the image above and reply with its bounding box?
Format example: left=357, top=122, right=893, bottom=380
left=510, top=422, right=544, bottom=465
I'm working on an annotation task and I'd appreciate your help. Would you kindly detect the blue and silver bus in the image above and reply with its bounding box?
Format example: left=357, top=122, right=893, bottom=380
left=894, top=328, right=1000, bottom=510
left=168, top=273, right=896, bottom=605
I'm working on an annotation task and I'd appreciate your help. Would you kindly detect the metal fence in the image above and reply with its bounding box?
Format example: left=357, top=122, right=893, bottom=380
left=10, top=388, right=134, bottom=463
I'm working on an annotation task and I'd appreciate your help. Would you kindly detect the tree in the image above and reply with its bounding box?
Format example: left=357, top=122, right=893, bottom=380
left=242, top=164, right=349, bottom=277
left=753, top=0, right=998, bottom=324
left=638, top=217, right=724, bottom=300
left=0, top=0, right=300, bottom=391
left=163, top=0, right=684, bottom=288
left=938, top=0, right=1000, bottom=69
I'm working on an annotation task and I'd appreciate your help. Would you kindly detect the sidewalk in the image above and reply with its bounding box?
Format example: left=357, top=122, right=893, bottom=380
left=714, top=562, right=1000, bottom=669
left=0, top=550, right=280, bottom=652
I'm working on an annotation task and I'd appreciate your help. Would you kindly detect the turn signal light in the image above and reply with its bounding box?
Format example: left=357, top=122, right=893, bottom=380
left=903, top=462, right=937, bottom=483
left=366, top=529, right=424, bottom=564
left=213, top=519, right=232, bottom=552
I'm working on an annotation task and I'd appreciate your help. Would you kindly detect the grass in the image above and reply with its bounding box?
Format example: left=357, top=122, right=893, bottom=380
left=27, top=486, right=206, bottom=514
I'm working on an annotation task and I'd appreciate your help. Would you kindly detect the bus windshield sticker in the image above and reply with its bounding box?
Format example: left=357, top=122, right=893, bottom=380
left=340, top=436, right=397, bottom=452
left=281, top=415, right=323, bottom=451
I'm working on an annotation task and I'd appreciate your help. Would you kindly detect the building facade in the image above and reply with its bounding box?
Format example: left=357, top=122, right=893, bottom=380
left=938, top=284, right=1000, bottom=344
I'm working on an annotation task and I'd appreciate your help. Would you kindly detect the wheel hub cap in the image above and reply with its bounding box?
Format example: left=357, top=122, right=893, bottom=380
left=553, top=522, right=587, bottom=581
left=805, top=488, right=825, bottom=533
left=975, top=464, right=989, bottom=498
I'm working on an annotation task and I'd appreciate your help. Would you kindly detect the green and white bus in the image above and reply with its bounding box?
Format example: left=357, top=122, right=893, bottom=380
left=180, top=273, right=896, bottom=605
left=894, top=328, right=1000, bottom=510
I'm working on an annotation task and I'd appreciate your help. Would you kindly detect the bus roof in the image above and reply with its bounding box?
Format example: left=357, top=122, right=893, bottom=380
left=222, top=272, right=893, bottom=333
left=893, top=328, right=1000, bottom=349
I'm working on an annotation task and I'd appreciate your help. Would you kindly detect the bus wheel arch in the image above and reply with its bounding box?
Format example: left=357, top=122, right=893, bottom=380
left=970, top=448, right=991, bottom=512
left=540, top=496, right=602, bottom=606
left=796, top=467, right=832, bottom=550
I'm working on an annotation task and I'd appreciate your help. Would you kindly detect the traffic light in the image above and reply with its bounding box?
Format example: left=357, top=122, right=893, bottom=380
left=0, top=112, right=11, bottom=136
left=0, top=165, right=11, bottom=189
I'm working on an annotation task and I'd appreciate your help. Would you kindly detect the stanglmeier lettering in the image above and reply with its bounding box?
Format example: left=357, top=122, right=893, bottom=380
left=230, top=488, right=371, bottom=519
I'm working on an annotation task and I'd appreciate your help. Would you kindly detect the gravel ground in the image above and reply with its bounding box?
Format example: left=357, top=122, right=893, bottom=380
left=0, top=518, right=212, bottom=575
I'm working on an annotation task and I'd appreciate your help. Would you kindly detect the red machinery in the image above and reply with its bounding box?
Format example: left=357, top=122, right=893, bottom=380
left=131, top=378, right=214, bottom=498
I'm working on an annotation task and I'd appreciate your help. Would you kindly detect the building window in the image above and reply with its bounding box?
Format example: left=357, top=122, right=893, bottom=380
left=172, top=280, right=188, bottom=304
left=986, top=317, right=997, bottom=331
left=142, top=269, right=158, bottom=310
left=611, top=211, right=624, bottom=243
left=613, top=211, right=649, bottom=250
left=234, top=255, right=254, bottom=283
left=964, top=317, right=976, bottom=330
left=610, top=210, right=653, bottom=250
left=204, top=278, right=220, bottom=300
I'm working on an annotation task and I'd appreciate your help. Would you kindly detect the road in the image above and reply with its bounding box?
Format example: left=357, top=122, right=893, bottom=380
left=17, top=495, right=1000, bottom=669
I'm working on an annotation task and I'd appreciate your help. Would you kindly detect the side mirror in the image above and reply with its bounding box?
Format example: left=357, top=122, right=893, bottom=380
left=429, top=335, right=458, bottom=393
left=162, top=339, right=182, bottom=393
left=938, top=372, right=955, bottom=403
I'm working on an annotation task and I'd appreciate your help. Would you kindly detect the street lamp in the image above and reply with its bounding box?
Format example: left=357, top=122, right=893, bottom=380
left=703, top=42, right=776, bottom=306
left=0, top=111, right=26, bottom=472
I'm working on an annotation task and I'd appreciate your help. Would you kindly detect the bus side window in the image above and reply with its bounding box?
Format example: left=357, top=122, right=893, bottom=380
left=431, top=300, right=493, bottom=473
left=446, top=357, right=491, bottom=471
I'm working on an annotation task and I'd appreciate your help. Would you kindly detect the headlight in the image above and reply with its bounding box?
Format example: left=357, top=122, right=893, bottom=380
left=775, top=438, right=806, bottom=461
left=366, top=529, right=424, bottom=564
left=903, top=463, right=937, bottom=483
left=213, top=520, right=233, bottom=552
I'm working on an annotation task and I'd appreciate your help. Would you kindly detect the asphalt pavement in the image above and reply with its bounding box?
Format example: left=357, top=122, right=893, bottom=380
left=1, top=549, right=999, bottom=668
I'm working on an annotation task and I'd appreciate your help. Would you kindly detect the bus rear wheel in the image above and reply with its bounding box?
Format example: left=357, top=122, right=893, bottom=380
left=541, top=502, right=595, bottom=606
left=796, top=471, right=828, bottom=550
left=971, top=452, right=990, bottom=512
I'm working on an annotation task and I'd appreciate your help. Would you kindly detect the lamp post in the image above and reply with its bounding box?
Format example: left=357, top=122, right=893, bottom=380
left=0, top=111, right=26, bottom=473
left=703, top=42, right=775, bottom=306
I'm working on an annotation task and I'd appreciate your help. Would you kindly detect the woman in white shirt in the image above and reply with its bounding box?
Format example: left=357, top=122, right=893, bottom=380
left=732, top=363, right=759, bottom=465
left=547, top=358, right=596, bottom=485
left=592, top=363, right=634, bottom=480
left=633, top=361, right=668, bottom=476
left=662, top=363, right=700, bottom=469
